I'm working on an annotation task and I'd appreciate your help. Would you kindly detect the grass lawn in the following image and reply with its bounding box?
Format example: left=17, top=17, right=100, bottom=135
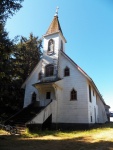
left=0, top=123, right=113, bottom=150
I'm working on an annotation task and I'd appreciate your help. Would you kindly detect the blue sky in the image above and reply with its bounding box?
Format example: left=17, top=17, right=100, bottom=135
left=6, top=0, right=113, bottom=110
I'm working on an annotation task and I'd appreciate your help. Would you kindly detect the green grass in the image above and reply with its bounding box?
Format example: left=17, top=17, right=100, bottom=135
left=0, top=123, right=113, bottom=150
left=1, top=122, right=113, bottom=138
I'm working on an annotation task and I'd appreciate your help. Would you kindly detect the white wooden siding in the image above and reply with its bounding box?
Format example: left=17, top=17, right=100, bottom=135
left=52, top=53, right=89, bottom=123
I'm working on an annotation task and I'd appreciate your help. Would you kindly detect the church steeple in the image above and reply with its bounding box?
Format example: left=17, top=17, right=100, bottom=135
left=43, top=8, right=66, bottom=56
left=46, top=8, right=63, bottom=35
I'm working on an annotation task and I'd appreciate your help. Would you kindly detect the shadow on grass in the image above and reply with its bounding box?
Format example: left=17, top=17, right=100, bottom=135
left=90, top=122, right=113, bottom=130
left=0, top=123, right=113, bottom=150
left=26, top=122, right=113, bottom=137
left=0, top=134, right=113, bottom=150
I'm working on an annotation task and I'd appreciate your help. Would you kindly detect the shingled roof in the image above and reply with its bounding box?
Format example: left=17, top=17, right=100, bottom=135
left=46, top=15, right=63, bottom=35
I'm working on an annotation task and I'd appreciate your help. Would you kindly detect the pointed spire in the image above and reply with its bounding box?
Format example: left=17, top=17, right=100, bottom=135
left=46, top=7, right=63, bottom=35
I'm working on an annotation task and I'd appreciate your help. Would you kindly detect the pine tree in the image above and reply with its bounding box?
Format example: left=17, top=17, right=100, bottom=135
left=0, top=24, right=14, bottom=107
left=0, top=0, right=24, bottom=117
left=0, top=0, right=42, bottom=118
left=15, top=33, right=42, bottom=81
left=0, top=0, right=23, bottom=23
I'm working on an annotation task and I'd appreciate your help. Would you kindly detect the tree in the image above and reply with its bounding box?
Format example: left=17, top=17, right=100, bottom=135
left=0, top=0, right=24, bottom=118
left=14, top=33, right=42, bottom=81
left=0, top=0, right=24, bottom=79
left=0, top=24, right=13, bottom=106
left=0, top=0, right=42, bottom=118
left=0, top=0, right=23, bottom=23
left=6, top=33, right=42, bottom=110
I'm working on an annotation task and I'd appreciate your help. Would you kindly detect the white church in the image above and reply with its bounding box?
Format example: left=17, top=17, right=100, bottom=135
left=10, top=10, right=110, bottom=130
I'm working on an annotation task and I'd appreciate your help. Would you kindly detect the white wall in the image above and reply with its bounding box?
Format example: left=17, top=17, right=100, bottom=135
left=87, top=82, right=98, bottom=123
left=87, top=82, right=107, bottom=123
left=96, top=97, right=108, bottom=123
left=52, top=53, right=89, bottom=124
left=43, top=33, right=65, bottom=55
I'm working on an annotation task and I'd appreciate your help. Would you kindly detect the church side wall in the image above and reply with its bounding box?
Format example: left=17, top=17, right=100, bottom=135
left=87, top=81, right=108, bottom=124
left=87, top=82, right=98, bottom=124
left=96, top=98, right=108, bottom=123
left=53, top=54, right=89, bottom=124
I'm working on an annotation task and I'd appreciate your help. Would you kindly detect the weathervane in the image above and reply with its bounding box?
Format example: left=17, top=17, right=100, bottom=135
left=55, top=6, right=59, bottom=16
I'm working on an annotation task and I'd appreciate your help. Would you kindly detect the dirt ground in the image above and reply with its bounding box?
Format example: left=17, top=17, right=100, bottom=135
left=1, top=124, right=113, bottom=150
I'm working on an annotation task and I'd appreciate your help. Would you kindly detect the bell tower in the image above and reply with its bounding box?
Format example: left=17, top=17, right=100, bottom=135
left=43, top=7, right=66, bottom=58
left=41, top=8, right=66, bottom=81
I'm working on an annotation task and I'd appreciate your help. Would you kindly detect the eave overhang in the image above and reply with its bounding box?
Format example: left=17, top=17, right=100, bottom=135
left=43, top=31, right=67, bottom=43
left=33, top=78, right=62, bottom=90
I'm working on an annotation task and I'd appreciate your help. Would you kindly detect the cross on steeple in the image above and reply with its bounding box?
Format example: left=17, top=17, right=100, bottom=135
left=54, top=6, right=59, bottom=16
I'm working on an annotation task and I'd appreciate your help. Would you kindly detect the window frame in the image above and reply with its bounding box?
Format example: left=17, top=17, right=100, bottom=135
left=70, top=89, right=77, bottom=100
left=64, top=66, right=70, bottom=77
left=45, top=64, right=54, bottom=77
left=61, top=40, right=63, bottom=51
left=89, top=85, right=92, bottom=102
left=90, top=116, right=92, bottom=122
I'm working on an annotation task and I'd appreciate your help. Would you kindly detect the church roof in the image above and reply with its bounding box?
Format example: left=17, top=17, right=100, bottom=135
left=46, top=15, right=63, bottom=35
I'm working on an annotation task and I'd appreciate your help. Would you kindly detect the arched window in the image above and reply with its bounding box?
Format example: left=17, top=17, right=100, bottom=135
left=70, top=89, right=77, bottom=100
left=45, top=64, right=54, bottom=77
left=64, top=66, right=70, bottom=76
left=32, top=92, right=36, bottom=103
left=38, top=72, right=42, bottom=80
left=48, top=39, right=54, bottom=54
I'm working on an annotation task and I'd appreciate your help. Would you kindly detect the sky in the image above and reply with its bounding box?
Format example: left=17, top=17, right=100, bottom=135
left=5, top=0, right=113, bottom=111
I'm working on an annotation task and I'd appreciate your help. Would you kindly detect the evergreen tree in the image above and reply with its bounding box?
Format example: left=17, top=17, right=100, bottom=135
left=0, top=0, right=23, bottom=23
left=0, top=24, right=13, bottom=106
left=0, top=0, right=23, bottom=117
left=8, top=33, right=42, bottom=110
left=14, top=33, right=42, bottom=81
left=0, top=0, right=42, bottom=118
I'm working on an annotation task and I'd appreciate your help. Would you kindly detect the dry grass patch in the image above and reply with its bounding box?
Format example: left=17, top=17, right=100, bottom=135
left=0, top=123, right=113, bottom=150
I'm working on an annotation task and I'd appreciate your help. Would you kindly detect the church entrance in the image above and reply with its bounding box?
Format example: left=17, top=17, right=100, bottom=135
left=46, top=92, right=51, bottom=100
left=34, top=83, right=56, bottom=107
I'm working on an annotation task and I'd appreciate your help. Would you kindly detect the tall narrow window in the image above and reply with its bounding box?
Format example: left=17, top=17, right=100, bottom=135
left=90, top=116, right=92, bottom=122
left=32, top=92, right=36, bottom=103
left=61, top=40, right=63, bottom=51
left=45, top=64, right=54, bottom=77
left=89, top=85, right=92, bottom=102
left=70, top=89, right=77, bottom=100
left=38, top=72, right=42, bottom=80
left=94, top=107, right=96, bottom=123
left=64, top=67, right=70, bottom=76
